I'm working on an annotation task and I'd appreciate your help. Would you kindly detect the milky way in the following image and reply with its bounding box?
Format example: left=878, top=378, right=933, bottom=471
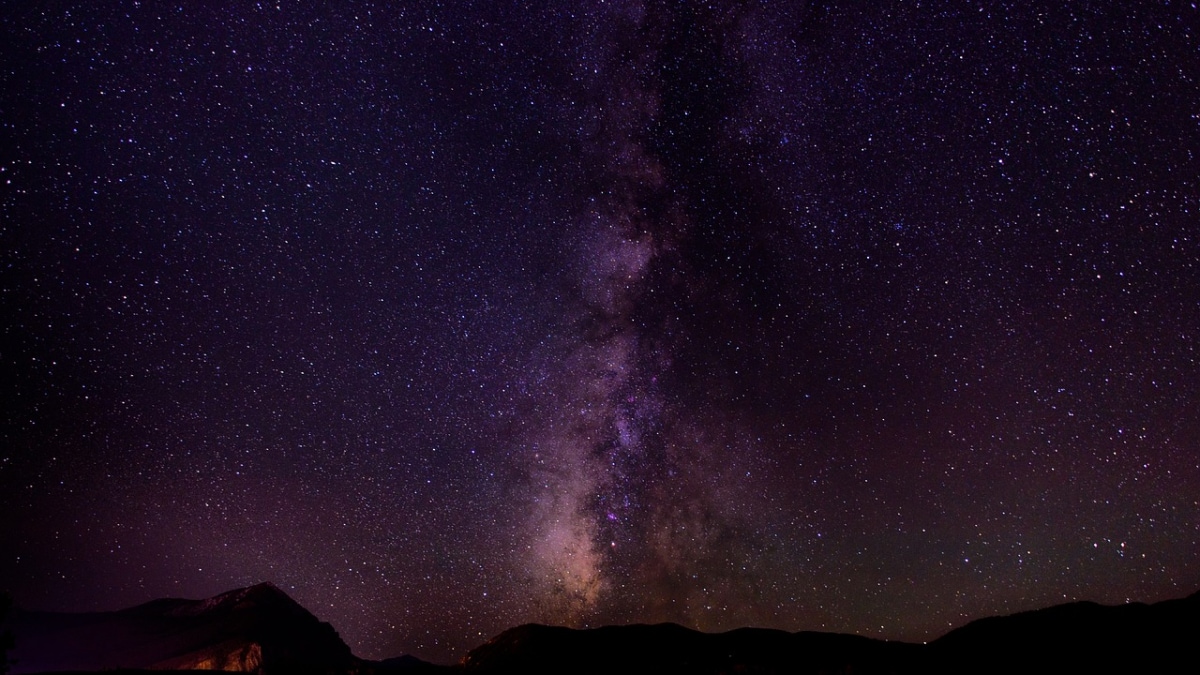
left=515, top=3, right=766, bottom=626
left=3, top=1, right=1199, bottom=665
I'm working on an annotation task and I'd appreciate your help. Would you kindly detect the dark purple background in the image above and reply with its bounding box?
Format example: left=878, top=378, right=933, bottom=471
left=3, top=1, right=1198, bottom=665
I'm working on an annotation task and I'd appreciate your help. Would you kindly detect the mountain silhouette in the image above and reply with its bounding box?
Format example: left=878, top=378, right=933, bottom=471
left=926, top=590, right=1200, bottom=674
left=8, top=582, right=356, bottom=674
left=6, top=586, right=1198, bottom=674
left=462, top=591, right=1200, bottom=674
left=461, top=622, right=920, bottom=674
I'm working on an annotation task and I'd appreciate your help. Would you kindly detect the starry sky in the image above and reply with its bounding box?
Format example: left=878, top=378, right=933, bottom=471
left=2, top=0, right=1200, bottom=666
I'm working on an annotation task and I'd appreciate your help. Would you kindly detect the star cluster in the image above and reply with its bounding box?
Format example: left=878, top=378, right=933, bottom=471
left=3, top=1, right=1199, bottom=665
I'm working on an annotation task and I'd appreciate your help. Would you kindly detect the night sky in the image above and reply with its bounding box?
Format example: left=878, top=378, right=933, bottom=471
left=3, top=0, right=1200, bottom=666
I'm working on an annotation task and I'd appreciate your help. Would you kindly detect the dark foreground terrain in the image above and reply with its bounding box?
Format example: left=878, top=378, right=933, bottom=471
left=5, top=584, right=1198, bottom=675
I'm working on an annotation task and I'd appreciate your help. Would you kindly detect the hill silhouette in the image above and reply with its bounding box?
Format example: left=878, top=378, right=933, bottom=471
left=6, top=585, right=1198, bottom=674
left=461, top=591, right=1200, bottom=674
left=8, top=583, right=355, bottom=674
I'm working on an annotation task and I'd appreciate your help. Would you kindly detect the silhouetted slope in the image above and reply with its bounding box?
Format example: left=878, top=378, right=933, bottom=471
left=8, top=586, right=1198, bottom=674
left=461, top=622, right=921, bottom=675
left=462, top=592, right=1200, bottom=675
left=369, top=654, right=452, bottom=674
left=9, top=583, right=355, bottom=674
left=926, top=590, right=1200, bottom=674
